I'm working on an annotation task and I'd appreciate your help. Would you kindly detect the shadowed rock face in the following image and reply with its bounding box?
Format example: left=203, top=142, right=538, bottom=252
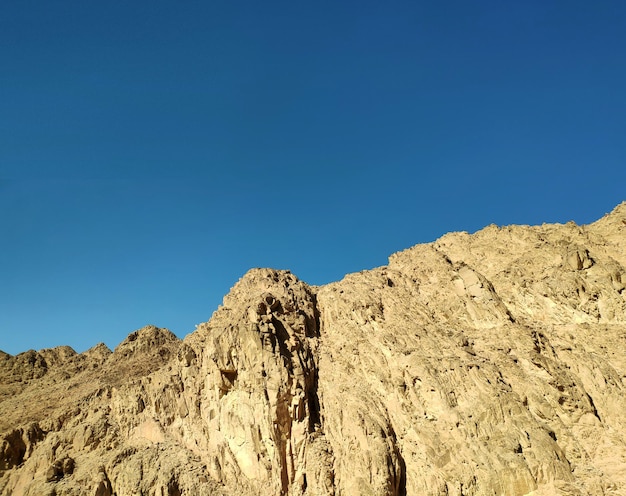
left=1, top=203, right=626, bottom=496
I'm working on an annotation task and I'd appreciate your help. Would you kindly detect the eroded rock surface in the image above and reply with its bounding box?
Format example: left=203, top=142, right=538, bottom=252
left=1, top=202, right=625, bottom=495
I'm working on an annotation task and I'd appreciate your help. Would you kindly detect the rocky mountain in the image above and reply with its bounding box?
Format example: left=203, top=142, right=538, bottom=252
left=1, top=203, right=625, bottom=496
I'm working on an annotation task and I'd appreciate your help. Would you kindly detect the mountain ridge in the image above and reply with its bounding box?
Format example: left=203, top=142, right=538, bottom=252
left=1, top=202, right=625, bottom=495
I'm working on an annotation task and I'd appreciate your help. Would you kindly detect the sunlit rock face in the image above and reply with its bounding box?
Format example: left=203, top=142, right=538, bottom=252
left=1, top=202, right=625, bottom=496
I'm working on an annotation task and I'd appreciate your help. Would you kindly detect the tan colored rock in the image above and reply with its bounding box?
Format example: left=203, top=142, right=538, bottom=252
left=1, top=202, right=625, bottom=495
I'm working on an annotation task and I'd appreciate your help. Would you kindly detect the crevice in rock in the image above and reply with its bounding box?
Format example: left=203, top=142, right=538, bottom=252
left=307, top=366, right=321, bottom=431
left=305, top=289, right=323, bottom=432
left=388, top=421, right=407, bottom=496
left=396, top=449, right=407, bottom=496
left=167, top=476, right=182, bottom=496
left=586, top=393, right=602, bottom=422
left=270, top=318, right=295, bottom=371
left=309, top=293, right=321, bottom=339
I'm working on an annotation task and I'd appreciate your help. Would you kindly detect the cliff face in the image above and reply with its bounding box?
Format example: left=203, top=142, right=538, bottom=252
left=1, top=203, right=625, bottom=496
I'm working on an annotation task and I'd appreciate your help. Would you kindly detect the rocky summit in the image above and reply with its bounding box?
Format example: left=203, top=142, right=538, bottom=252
left=1, top=203, right=626, bottom=496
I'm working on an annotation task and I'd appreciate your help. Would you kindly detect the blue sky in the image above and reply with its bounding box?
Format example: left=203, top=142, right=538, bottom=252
left=2, top=1, right=625, bottom=355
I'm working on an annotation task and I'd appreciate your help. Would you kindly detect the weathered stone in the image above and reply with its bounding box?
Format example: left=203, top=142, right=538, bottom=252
left=1, top=202, right=625, bottom=496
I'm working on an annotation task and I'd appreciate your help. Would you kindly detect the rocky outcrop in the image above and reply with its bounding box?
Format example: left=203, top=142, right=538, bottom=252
left=1, top=202, right=625, bottom=495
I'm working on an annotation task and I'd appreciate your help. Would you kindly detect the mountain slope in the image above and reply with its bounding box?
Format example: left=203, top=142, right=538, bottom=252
left=1, top=203, right=625, bottom=496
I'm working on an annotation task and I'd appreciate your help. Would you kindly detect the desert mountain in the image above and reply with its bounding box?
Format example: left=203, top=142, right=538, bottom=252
left=1, top=203, right=625, bottom=495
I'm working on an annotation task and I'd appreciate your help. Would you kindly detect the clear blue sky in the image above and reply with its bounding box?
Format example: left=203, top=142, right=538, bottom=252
left=2, top=1, right=625, bottom=355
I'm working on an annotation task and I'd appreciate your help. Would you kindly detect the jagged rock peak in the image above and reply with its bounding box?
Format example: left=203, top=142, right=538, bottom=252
left=0, top=345, right=76, bottom=364
left=38, top=345, right=77, bottom=365
left=82, top=342, right=112, bottom=361
left=113, top=325, right=180, bottom=356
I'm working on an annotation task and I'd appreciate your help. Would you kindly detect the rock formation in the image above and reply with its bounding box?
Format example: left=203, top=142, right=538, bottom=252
left=1, top=202, right=625, bottom=495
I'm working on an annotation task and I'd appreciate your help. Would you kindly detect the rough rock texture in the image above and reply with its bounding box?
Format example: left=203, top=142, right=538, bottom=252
left=1, top=202, right=625, bottom=496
